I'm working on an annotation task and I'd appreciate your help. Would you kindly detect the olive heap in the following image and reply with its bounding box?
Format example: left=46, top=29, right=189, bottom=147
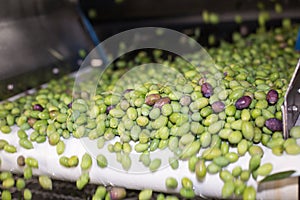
left=1, top=21, right=300, bottom=200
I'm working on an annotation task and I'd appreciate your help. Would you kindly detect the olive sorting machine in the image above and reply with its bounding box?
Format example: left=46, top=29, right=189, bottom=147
left=1, top=0, right=300, bottom=199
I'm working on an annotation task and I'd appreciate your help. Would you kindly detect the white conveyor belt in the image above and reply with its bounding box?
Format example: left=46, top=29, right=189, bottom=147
left=0, top=125, right=299, bottom=199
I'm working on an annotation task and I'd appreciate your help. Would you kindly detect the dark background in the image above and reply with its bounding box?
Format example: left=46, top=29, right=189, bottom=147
left=80, top=0, right=300, bottom=42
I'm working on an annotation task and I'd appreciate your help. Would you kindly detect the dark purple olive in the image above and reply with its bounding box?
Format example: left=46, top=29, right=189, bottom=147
left=67, top=102, right=72, bottom=108
left=33, top=104, right=44, bottom=111
left=212, top=101, right=225, bottom=113
left=106, top=105, right=115, bottom=114
left=266, top=89, right=279, bottom=105
left=235, top=96, right=252, bottom=110
left=110, top=187, right=126, bottom=200
left=145, top=94, right=161, bottom=106
left=180, top=95, right=191, bottom=106
left=154, top=97, right=171, bottom=109
left=265, top=118, right=283, bottom=132
left=201, top=82, right=213, bottom=98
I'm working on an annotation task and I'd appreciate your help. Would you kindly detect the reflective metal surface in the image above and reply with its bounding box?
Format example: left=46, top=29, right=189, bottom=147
left=0, top=0, right=94, bottom=100
left=283, top=59, right=300, bottom=138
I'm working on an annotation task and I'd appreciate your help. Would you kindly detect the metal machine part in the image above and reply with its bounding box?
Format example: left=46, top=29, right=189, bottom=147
left=0, top=0, right=94, bottom=100
left=283, top=59, right=300, bottom=138
left=296, top=28, right=300, bottom=50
